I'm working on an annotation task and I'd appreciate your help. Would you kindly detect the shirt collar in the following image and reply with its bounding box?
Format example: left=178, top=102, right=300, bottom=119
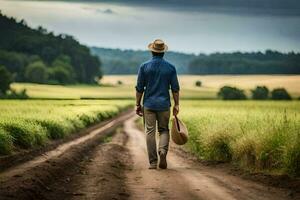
left=152, top=56, right=163, bottom=60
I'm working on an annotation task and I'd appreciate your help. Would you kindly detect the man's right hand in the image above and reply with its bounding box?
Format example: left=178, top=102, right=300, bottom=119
left=173, top=105, right=179, bottom=116
left=136, top=105, right=143, bottom=116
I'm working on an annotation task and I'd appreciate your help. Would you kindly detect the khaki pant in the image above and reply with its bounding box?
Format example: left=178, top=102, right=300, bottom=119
left=143, top=108, right=170, bottom=165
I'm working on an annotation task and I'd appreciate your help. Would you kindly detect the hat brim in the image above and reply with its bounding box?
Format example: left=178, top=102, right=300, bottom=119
left=148, top=43, right=168, bottom=53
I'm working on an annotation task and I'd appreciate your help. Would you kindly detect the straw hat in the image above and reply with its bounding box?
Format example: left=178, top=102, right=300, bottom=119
left=171, top=116, right=188, bottom=145
left=148, top=39, right=168, bottom=53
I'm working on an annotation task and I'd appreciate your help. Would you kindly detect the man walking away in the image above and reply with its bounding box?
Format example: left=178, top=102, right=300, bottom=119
left=135, top=39, right=180, bottom=170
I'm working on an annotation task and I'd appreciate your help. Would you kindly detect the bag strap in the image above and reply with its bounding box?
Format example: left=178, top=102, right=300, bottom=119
left=175, top=115, right=181, bottom=132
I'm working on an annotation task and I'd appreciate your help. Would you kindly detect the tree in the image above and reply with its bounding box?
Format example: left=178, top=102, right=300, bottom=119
left=188, top=50, right=300, bottom=75
left=25, top=61, right=48, bottom=83
left=0, top=13, right=102, bottom=83
left=0, top=50, right=28, bottom=81
left=218, top=86, right=247, bottom=100
left=251, top=86, right=269, bottom=100
left=195, top=80, right=202, bottom=87
left=0, top=65, right=13, bottom=94
left=49, top=55, right=76, bottom=84
left=48, top=67, right=72, bottom=84
left=271, top=88, right=292, bottom=100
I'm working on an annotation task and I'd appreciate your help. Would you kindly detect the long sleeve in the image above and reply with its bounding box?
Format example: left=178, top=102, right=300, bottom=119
left=135, top=65, right=145, bottom=93
left=170, top=67, right=180, bottom=92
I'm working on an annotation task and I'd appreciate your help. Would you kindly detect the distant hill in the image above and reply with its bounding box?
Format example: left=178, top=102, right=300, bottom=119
left=90, top=47, right=196, bottom=74
left=189, top=51, right=300, bottom=75
left=0, top=12, right=101, bottom=84
left=91, top=47, right=300, bottom=75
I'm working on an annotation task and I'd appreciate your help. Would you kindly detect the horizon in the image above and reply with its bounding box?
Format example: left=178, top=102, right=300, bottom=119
left=0, top=0, right=300, bottom=54
left=91, top=46, right=300, bottom=55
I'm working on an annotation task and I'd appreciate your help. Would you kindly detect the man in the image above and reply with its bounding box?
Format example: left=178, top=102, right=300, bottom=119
left=135, top=39, right=180, bottom=170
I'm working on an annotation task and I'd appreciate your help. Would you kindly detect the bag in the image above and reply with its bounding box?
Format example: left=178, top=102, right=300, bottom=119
left=171, top=116, right=188, bottom=145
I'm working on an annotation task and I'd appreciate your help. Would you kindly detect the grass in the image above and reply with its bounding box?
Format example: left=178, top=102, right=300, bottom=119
left=102, top=75, right=300, bottom=98
left=0, top=128, right=13, bottom=155
left=0, top=100, right=133, bottom=155
left=11, top=83, right=135, bottom=99
left=4, top=75, right=300, bottom=177
left=11, top=75, right=300, bottom=99
left=179, top=100, right=300, bottom=176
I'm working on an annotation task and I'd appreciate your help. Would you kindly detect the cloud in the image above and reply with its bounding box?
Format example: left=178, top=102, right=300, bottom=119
left=80, top=0, right=300, bottom=16
left=96, top=8, right=115, bottom=14
left=81, top=6, right=116, bottom=15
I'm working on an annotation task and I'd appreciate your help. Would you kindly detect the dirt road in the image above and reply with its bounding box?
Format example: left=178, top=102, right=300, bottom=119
left=0, top=112, right=298, bottom=200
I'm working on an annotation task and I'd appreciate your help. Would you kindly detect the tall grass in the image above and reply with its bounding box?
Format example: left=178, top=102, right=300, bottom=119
left=0, top=100, right=133, bottom=155
left=180, top=101, right=300, bottom=176
left=0, top=128, right=13, bottom=155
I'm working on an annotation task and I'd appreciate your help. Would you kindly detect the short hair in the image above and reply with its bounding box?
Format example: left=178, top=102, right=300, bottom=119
left=151, top=51, right=164, bottom=58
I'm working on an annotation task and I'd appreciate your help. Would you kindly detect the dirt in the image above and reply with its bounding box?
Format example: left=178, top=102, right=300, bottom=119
left=0, top=113, right=299, bottom=200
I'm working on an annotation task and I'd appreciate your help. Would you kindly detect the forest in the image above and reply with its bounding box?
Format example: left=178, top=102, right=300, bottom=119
left=188, top=51, right=300, bottom=74
left=90, top=47, right=194, bottom=74
left=92, top=48, right=300, bottom=75
left=0, top=12, right=102, bottom=84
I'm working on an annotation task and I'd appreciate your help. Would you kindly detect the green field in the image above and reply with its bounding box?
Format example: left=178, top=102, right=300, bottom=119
left=1, top=99, right=299, bottom=176
left=180, top=100, right=300, bottom=176
left=0, top=100, right=133, bottom=155
left=3, top=75, right=300, bottom=176
left=11, top=75, right=300, bottom=99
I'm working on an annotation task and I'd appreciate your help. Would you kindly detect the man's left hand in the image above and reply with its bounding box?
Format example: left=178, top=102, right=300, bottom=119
left=173, top=105, right=179, bottom=116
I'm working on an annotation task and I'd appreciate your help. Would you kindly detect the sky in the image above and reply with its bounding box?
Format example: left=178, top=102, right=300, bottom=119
left=0, top=0, right=300, bottom=54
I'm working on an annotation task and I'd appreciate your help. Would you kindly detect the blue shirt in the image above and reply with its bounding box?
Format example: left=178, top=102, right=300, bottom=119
left=135, top=56, right=180, bottom=111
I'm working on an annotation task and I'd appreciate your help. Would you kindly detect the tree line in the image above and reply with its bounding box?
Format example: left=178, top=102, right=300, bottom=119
left=188, top=51, right=300, bottom=74
left=90, top=47, right=194, bottom=74
left=92, top=47, right=300, bottom=75
left=0, top=12, right=102, bottom=85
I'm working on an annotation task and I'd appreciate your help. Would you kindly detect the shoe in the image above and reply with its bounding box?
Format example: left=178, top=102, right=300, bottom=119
left=159, top=152, right=167, bottom=169
left=148, top=164, right=157, bottom=169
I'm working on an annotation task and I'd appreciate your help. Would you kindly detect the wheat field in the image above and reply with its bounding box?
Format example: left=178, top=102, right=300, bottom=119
left=11, top=75, right=300, bottom=99
left=180, top=100, right=300, bottom=176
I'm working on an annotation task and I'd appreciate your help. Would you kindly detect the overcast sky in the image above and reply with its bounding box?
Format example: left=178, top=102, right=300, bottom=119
left=1, top=0, right=300, bottom=53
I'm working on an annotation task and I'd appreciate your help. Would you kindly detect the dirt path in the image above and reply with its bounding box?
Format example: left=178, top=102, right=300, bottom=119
left=0, top=113, right=298, bottom=200
left=124, top=116, right=297, bottom=200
